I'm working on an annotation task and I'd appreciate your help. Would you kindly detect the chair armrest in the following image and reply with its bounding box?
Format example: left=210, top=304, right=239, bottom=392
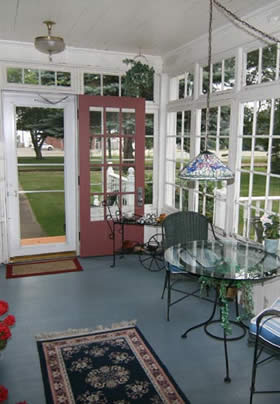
left=256, top=308, right=280, bottom=329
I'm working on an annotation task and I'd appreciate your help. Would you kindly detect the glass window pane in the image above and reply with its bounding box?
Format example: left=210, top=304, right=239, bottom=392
left=107, top=166, right=120, bottom=193
left=41, top=70, right=55, bottom=86
left=262, top=45, right=277, bottom=83
left=57, top=72, right=71, bottom=87
left=179, top=77, right=185, bottom=99
left=106, top=109, right=119, bottom=135
left=90, top=137, right=103, bottom=163
left=90, top=108, right=103, bottom=135
left=176, top=112, right=182, bottom=136
left=212, top=62, right=222, bottom=92
left=224, top=57, right=235, bottom=89
left=107, top=138, right=120, bottom=164
left=246, top=49, right=259, bottom=86
left=90, top=196, right=104, bottom=221
left=186, top=73, right=194, bottom=97
left=122, top=109, right=136, bottom=135
left=103, top=75, right=119, bottom=96
left=145, top=138, right=154, bottom=166
left=273, top=99, right=280, bottom=136
left=84, top=73, right=101, bottom=95
left=90, top=167, right=104, bottom=193
left=145, top=114, right=154, bottom=136
left=202, top=66, right=209, bottom=94
left=252, top=173, right=266, bottom=197
left=121, top=138, right=135, bottom=163
left=144, top=182, right=153, bottom=204
left=7, top=67, right=22, bottom=83
left=184, top=111, right=191, bottom=136
left=24, top=69, right=39, bottom=85
left=256, top=100, right=271, bottom=136
left=220, top=106, right=230, bottom=137
left=243, top=104, right=254, bottom=136
left=271, top=138, right=280, bottom=175
left=240, top=172, right=249, bottom=197
left=19, top=191, right=65, bottom=238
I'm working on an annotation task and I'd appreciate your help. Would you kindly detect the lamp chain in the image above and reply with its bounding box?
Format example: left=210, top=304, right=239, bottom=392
left=205, top=0, right=213, bottom=152
left=213, top=0, right=280, bottom=45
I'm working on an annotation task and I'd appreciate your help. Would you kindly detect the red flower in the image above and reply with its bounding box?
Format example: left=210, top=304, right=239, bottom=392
left=0, top=385, right=8, bottom=402
left=0, top=301, right=8, bottom=317
left=0, top=323, right=11, bottom=340
left=3, top=315, right=15, bottom=327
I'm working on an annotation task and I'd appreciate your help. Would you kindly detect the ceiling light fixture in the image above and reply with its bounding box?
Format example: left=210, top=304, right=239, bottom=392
left=34, top=21, right=65, bottom=62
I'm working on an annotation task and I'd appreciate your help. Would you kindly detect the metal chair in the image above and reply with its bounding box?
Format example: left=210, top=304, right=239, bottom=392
left=161, top=211, right=217, bottom=321
left=249, top=297, right=280, bottom=404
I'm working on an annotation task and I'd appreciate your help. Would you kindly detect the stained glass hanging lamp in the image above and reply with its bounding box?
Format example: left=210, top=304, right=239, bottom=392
left=180, top=0, right=280, bottom=181
left=179, top=0, right=234, bottom=182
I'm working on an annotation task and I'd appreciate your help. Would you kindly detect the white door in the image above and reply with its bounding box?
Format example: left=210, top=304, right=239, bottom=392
left=3, top=92, right=78, bottom=258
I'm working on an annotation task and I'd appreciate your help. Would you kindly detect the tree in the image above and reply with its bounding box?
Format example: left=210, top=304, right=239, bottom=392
left=16, top=107, right=64, bottom=159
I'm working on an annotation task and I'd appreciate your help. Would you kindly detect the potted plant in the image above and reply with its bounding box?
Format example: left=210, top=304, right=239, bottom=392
left=200, top=277, right=254, bottom=335
left=122, top=58, right=154, bottom=99
left=253, top=214, right=280, bottom=253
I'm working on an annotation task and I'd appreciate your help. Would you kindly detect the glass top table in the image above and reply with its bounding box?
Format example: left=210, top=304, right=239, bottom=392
left=164, top=238, right=280, bottom=383
left=164, top=239, right=280, bottom=282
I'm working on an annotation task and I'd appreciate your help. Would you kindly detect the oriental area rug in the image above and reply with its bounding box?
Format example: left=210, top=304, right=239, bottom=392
left=6, top=257, right=82, bottom=279
left=36, top=322, right=190, bottom=404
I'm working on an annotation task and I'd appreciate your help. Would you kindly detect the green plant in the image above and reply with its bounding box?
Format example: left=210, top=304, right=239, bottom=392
left=200, top=277, right=254, bottom=335
left=122, top=59, right=154, bottom=99
left=253, top=214, right=280, bottom=241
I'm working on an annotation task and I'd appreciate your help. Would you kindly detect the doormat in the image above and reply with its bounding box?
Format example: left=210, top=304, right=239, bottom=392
left=6, top=257, right=82, bottom=279
left=36, top=322, right=190, bottom=404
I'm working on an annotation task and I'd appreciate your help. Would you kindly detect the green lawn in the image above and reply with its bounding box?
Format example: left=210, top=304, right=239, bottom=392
left=18, top=156, right=279, bottom=238
left=18, top=166, right=65, bottom=237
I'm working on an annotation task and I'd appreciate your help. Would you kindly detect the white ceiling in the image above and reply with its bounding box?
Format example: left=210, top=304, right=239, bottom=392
left=0, top=0, right=279, bottom=56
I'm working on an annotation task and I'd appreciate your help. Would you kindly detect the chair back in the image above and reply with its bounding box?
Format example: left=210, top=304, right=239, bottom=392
left=162, top=211, right=210, bottom=250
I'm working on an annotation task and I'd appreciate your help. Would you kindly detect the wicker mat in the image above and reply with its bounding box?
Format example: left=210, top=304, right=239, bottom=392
left=6, top=257, right=82, bottom=279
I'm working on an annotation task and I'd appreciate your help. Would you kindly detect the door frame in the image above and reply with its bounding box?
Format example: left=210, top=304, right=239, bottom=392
left=3, top=91, right=78, bottom=258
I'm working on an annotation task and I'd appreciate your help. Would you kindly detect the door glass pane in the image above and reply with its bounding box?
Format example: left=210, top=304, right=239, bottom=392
left=90, top=108, right=103, bottom=135
left=122, top=193, right=135, bottom=217
left=106, top=138, right=120, bottom=164
left=19, top=192, right=65, bottom=243
left=90, top=137, right=104, bottom=163
left=107, top=166, right=120, bottom=193
left=90, top=195, right=104, bottom=222
left=106, top=109, right=119, bottom=135
left=121, top=138, right=135, bottom=163
left=16, top=106, right=65, bottom=245
left=122, top=109, right=136, bottom=135
left=90, top=167, right=104, bottom=193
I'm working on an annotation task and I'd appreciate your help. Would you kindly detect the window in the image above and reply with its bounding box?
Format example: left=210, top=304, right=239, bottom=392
left=202, top=56, right=235, bottom=94
left=246, top=44, right=278, bottom=86
left=145, top=114, right=154, bottom=204
left=6, top=67, right=71, bottom=87
left=165, top=110, right=191, bottom=210
left=236, top=98, right=280, bottom=240
left=178, top=72, right=194, bottom=99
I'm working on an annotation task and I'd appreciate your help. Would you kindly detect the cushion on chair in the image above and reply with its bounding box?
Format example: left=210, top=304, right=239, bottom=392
left=250, top=297, right=280, bottom=348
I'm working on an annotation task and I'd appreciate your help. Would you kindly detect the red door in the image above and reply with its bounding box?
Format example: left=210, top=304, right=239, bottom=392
left=79, top=95, right=145, bottom=256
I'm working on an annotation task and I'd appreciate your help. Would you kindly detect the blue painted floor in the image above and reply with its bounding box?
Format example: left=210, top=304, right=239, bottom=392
left=0, top=254, right=279, bottom=404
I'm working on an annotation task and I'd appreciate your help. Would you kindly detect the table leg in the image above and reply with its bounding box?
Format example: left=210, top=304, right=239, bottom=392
left=181, top=292, right=218, bottom=338
left=223, top=327, right=231, bottom=383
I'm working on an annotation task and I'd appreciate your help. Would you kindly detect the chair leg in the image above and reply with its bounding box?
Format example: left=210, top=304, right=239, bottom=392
left=167, top=271, right=171, bottom=321
left=161, top=271, right=168, bottom=299
left=250, top=336, right=259, bottom=404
